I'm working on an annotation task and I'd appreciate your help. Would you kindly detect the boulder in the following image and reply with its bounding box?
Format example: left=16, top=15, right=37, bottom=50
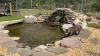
left=23, top=15, right=36, bottom=23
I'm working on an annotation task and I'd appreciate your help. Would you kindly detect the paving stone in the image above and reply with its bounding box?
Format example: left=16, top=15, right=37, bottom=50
left=0, top=32, right=9, bottom=37
left=46, top=48, right=67, bottom=54
left=33, top=52, right=57, bottom=56
left=78, top=30, right=92, bottom=39
left=0, top=38, right=10, bottom=44
left=0, top=40, right=18, bottom=47
left=18, top=48, right=34, bottom=56
left=7, top=47, right=18, bottom=54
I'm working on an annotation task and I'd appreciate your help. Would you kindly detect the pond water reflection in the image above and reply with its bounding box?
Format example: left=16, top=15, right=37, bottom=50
left=5, top=23, right=65, bottom=47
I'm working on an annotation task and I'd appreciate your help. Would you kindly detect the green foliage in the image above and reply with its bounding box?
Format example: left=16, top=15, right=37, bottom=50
left=92, top=0, right=100, bottom=12
left=11, top=0, right=100, bottom=12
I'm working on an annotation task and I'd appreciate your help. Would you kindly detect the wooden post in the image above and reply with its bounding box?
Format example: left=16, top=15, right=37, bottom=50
left=9, top=2, right=12, bottom=16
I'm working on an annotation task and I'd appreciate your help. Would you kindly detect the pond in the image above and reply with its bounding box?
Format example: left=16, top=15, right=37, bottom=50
left=5, top=23, right=65, bottom=48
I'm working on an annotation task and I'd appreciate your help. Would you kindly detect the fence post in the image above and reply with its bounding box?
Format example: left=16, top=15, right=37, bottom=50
left=9, top=2, right=12, bottom=16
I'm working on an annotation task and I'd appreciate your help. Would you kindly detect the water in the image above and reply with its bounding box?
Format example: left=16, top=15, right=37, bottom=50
left=5, top=23, right=65, bottom=47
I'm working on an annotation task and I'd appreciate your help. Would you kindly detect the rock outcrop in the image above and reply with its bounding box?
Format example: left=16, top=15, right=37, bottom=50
left=44, top=8, right=87, bottom=24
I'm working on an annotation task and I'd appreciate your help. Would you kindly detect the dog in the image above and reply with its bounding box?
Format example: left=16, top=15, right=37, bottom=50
left=65, top=25, right=82, bottom=37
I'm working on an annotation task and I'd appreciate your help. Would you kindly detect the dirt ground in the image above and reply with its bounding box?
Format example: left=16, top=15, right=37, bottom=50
left=58, top=27, right=100, bottom=56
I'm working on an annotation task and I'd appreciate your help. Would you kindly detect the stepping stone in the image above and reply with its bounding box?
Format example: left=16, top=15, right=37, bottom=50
left=18, top=48, right=34, bottom=56
left=0, top=40, right=18, bottom=47
left=78, top=30, right=91, bottom=39
left=61, top=38, right=81, bottom=48
left=46, top=48, right=67, bottom=54
left=90, top=38, right=98, bottom=45
left=7, top=47, right=18, bottom=54
left=33, top=52, right=57, bottom=56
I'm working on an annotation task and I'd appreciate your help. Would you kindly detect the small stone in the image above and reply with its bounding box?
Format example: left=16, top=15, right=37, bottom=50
left=55, top=40, right=62, bottom=48
left=25, top=46, right=31, bottom=50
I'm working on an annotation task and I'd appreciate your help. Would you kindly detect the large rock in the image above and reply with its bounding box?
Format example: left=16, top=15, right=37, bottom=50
left=23, top=15, right=37, bottom=23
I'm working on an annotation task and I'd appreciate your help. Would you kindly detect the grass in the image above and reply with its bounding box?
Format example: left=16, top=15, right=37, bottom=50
left=88, top=23, right=100, bottom=29
left=0, top=15, right=23, bottom=22
left=20, top=9, right=50, bottom=16
left=0, top=9, right=50, bottom=22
